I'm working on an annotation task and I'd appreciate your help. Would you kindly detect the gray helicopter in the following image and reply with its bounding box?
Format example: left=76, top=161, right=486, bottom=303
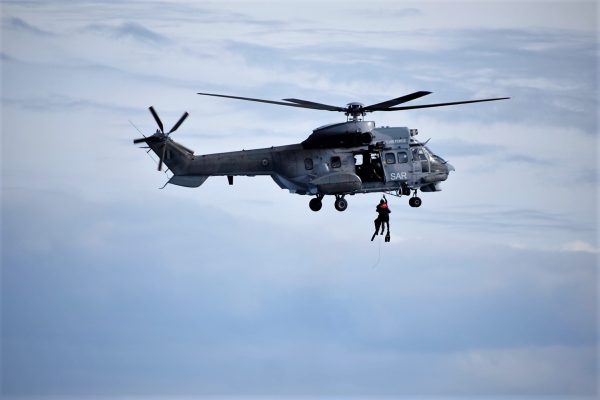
left=133, top=91, right=509, bottom=211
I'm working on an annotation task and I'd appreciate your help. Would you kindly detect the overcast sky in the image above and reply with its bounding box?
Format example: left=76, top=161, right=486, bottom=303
left=1, top=0, right=598, bottom=398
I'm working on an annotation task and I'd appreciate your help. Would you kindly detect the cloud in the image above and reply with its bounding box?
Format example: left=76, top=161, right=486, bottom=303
left=211, top=26, right=597, bottom=134
left=364, top=6, right=423, bottom=19
left=394, top=7, right=422, bottom=18
left=502, top=153, right=552, bottom=166
left=2, top=185, right=597, bottom=395
left=0, top=52, right=16, bottom=61
left=433, top=138, right=553, bottom=167
left=561, top=240, right=599, bottom=254
left=450, top=345, right=597, bottom=395
left=4, top=16, right=54, bottom=36
left=2, top=95, right=138, bottom=115
left=401, top=204, right=589, bottom=238
left=85, top=21, right=170, bottom=44
left=497, top=77, right=577, bottom=91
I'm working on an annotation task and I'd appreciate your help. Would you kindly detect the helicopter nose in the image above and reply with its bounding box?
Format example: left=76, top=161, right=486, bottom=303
left=446, top=163, right=455, bottom=172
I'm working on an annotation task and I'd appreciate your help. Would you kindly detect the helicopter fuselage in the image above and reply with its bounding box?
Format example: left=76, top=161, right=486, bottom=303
left=144, top=120, right=454, bottom=210
left=135, top=91, right=508, bottom=211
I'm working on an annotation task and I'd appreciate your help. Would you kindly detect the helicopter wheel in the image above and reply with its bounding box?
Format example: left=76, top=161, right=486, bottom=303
left=309, top=197, right=322, bottom=212
left=409, top=196, right=422, bottom=208
left=334, top=196, right=348, bottom=212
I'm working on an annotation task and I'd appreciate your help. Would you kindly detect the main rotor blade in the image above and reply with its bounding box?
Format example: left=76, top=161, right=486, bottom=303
left=384, top=97, right=510, bottom=111
left=281, top=98, right=345, bottom=111
left=158, top=142, right=168, bottom=171
left=197, top=92, right=342, bottom=111
left=168, top=111, right=189, bottom=134
left=363, top=91, right=432, bottom=111
left=149, top=106, right=164, bottom=133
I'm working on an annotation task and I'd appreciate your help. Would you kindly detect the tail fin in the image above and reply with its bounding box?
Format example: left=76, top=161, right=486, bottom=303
left=132, top=107, right=192, bottom=173
left=132, top=106, right=194, bottom=175
left=134, top=135, right=194, bottom=175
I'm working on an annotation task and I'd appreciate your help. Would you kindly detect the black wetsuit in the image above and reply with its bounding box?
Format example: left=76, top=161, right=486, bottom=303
left=371, top=199, right=391, bottom=241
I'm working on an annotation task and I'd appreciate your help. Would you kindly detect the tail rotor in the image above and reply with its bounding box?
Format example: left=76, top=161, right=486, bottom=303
left=133, top=107, right=189, bottom=171
left=148, top=106, right=164, bottom=134
left=168, top=111, right=189, bottom=134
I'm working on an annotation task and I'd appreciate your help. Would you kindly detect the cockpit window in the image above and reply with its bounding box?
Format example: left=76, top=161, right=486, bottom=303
left=433, top=154, right=446, bottom=164
left=422, top=145, right=447, bottom=164
left=412, top=147, right=428, bottom=161
left=412, top=146, right=430, bottom=172
left=385, top=152, right=396, bottom=164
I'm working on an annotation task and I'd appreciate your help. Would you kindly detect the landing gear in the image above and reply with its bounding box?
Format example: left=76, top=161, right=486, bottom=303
left=409, top=197, right=422, bottom=207
left=334, top=195, right=348, bottom=212
left=309, top=196, right=323, bottom=212
left=401, top=183, right=411, bottom=196
left=409, top=191, right=422, bottom=208
left=308, top=194, right=348, bottom=212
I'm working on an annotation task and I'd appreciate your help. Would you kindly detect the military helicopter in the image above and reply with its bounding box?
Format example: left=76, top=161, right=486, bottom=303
left=133, top=91, right=509, bottom=211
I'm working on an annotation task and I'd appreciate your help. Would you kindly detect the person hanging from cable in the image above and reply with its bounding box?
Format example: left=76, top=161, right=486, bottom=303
left=371, top=195, right=391, bottom=242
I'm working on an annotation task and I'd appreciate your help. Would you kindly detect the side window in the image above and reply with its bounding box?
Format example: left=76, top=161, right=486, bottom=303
left=330, top=156, right=341, bottom=168
left=397, top=151, right=408, bottom=163
left=304, top=158, right=313, bottom=170
left=354, top=154, right=363, bottom=166
left=385, top=153, right=396, bottom=164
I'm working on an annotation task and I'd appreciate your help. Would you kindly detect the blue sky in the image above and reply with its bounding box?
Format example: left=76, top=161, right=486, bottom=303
left=1, top=0, right=598, bottom=398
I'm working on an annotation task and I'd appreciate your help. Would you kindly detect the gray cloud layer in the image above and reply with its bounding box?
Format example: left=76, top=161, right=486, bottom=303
left=3, top=189, right=597, bottom=396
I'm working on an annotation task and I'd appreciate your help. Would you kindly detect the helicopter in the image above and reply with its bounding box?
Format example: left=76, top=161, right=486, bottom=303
left=133, top=91, right=509, bottom=212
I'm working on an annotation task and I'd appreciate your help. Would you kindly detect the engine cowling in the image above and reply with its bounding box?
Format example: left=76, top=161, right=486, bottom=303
left=302, top=121, right=374, bottom=149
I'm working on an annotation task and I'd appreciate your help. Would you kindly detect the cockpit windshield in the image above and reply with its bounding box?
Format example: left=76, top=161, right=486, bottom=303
left=424, top=146, right=447, bottom=164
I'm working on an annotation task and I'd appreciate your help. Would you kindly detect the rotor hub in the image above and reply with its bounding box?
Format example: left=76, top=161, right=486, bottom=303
left=345, top=102, right=366, bottom=121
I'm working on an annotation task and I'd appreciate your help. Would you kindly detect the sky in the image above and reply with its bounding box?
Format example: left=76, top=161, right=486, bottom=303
left=1, top=0, right=598, bottom=398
